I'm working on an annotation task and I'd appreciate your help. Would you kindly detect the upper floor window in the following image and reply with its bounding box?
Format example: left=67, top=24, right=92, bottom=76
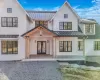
left=35, top=21, right=48, bottom=28
left=59, top=22, right=72, bottom=30
left=7, top=8, right=12, bottom=13
left=59, top=41, right=72, bottom=52
left=1, top=17, right=18, bottom=27
left=64, top=14, right=68, bottom=18
left=94, top=41, right=100, bottom=50
left=85, top=24, right=94, bottom=34
left=78, top=41, right=83, bottom=51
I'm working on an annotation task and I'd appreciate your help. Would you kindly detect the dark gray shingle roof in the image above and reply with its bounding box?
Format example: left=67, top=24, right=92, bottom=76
left=54, top=31, right=85, bottom=37
left=26, top=11, right=56, bottom=21
left=0, top=35, right=19, bottom=38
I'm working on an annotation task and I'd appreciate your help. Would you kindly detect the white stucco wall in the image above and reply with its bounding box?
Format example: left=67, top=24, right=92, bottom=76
left=0, top=37, right=25, bottom=61
left=30, top=37, right=53, bottom=55
left=55, top=37, right=83, bottom=56
left=27, top=20, right=35, bottom=31
left=79, top=23, right=85, bottom=34
left=77, top=39, right=100, bottom=56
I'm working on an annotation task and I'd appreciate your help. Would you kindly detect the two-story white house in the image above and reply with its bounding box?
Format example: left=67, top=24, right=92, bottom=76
left=0, top=0, right=100, bottom=61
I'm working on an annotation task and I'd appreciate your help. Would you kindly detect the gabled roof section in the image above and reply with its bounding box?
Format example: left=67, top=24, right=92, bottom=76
left=15, top=0, right=32, bottom=22
left=22, top=26, right=56, bottom=37
left=50, top=1, right=80, bottom=21
left=80, top=19, right=97, bottom=24
left=26, top=11, right=56, bottom=21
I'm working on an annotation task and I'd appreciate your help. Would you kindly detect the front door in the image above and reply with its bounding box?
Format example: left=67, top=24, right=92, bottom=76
left=37, top=41, right=46, bottom=54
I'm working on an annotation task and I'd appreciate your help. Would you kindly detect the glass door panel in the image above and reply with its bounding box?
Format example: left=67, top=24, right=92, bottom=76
left=37, top=41, right=46, bottom=54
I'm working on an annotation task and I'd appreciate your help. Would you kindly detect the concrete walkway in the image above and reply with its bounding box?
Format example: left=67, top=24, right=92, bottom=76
left=0, top=61, right=62, bottom=80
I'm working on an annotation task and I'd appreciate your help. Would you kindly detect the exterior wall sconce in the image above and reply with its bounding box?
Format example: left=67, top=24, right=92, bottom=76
left=47, top=40, right=49, bottom=43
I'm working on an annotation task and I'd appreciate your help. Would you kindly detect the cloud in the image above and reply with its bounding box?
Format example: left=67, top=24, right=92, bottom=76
left=33, top=6, right=60, bottom=11
left=73, top=0, right=100, bottom=24
left=24, top=1, right=27, bottom=4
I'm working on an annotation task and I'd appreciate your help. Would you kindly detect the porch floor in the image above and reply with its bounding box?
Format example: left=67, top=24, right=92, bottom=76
left=29, top=54, right=53, bottom=59
left=22, top=54, right=55, bottom=61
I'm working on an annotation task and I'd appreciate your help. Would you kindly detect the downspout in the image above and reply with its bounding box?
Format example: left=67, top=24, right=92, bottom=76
left=83, top=37, right=86, bottom=64
left=83, top=36, right=88, bottom=64
left=55, top=38, right=56, bottom=58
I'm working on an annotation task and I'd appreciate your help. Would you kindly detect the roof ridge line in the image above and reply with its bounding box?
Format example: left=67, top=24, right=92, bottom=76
left=26, top=10, right=57, bottom=13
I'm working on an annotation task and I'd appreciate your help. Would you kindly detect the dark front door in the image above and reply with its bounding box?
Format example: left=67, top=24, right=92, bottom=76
left=37, top=41, right=46, bottom=54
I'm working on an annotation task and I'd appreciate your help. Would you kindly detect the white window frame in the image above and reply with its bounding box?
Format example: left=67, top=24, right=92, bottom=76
left=85, top=24, right=95, bottom=35
left=94, top=40, right=100, bottom=51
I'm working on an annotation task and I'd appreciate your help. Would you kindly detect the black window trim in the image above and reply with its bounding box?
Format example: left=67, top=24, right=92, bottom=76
left=78, top=41, right=83, bottom=51
left=59, top=22, right=72, bottom=30
left=1, top=17, right=18, bottom=27
left=59, top=41, right=72, bottom=52
left=1, top=41, right=18, bottom=54
left=35, top=21, right=48, bottom=27
left=64, top=14, right=68, bottom=18
left=7, top=8, right=12, bottom=13
left=94, top=41, right=100, bottom=51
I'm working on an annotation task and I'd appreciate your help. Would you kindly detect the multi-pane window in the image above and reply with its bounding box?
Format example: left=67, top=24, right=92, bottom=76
left=59, top=41, right=72, bottom=52
left=78, top=41, right=83, bottom=51
left=35, top=21, right=48, bottom=28
left=64, top=14, right=68, bottom=18
left=94, top=41, right=100, bottom=50
left=1, top=17, right=18, bottom=27
left=1, top=41, right=18, bottom=54
left=7, top=8, right=12, bottom=13
left=85, top=24, right=94, bottom=34
left=59, top=22, right=72, bottom=30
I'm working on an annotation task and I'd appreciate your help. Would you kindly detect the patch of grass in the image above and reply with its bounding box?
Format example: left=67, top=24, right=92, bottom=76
left=60, top=66, right=100, bottom=80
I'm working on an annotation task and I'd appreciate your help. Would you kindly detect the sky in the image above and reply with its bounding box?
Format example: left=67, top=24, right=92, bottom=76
left=18, top=0, right=100, bottom=24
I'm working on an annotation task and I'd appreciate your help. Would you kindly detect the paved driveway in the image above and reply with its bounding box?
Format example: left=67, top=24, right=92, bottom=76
left=0, top=61, right=62, bottom=80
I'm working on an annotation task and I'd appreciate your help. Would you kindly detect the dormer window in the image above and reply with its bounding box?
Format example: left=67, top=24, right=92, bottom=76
left=35, top=21, right=48, bottom=28
left=64, top=14, right=68, bottom=18
left=85, top=24, right=95, bottom=34
left=7, top=8, right=12, bottom=13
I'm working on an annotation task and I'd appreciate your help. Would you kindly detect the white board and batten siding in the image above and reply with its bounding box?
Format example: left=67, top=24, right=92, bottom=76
left=0, top=0, right=29, bottom=61
left=53, top=3, right=78, bottom=31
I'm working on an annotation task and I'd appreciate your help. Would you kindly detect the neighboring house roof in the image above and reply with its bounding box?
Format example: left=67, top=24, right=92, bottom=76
left=26, top=11, right=56, bottom=21
left=80, top=19, right=97, bottom=24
